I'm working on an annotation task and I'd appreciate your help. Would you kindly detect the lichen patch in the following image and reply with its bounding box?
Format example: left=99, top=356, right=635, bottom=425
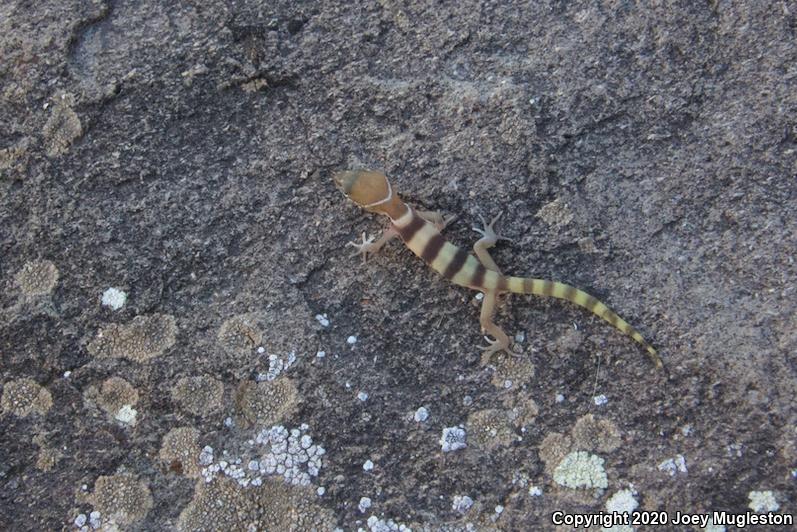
left=177, top=476, right=335, bottom=531
left=160, top=427, right=201, bottom=478
left=234, top=377, right=299, bottom=428
left=467, top=409, right=516, bottom=451
left=0, top=136, right=32, bottom=175
left=15, top=260, right=59, bottom=296
left=490, top=351, right=535, bottom=390
left=539, top=432, right=574, bottom=475
left=552, top=451, right=608, bottom=490
left=571, top=414, right=622, bottom=453
left=503, top=395, right=539, bottom=428
left=33, top=433, right=61, bottom=471
left=88, top=313, right=177, bottom=362
left=97, top=377, right=139, bottom=415
left=171, top=375, right=224, bottom=418
left=42, top=92, right=82, bottom=157
left=1, top=377, right=52, bottom=417
left=536, top=197, right=574, bottom=227
left=217, top=314, right=263, bottom=355
left=87, top=473, right=153, bottom=527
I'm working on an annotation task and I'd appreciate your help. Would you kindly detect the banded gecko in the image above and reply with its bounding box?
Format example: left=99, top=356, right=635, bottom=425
left=334, top=170, right=662, bottom=369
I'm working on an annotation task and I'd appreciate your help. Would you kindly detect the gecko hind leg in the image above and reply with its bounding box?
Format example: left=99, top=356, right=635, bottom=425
left=473, top=212, right=514, bottom=311
left=478, top=290, right=512, bottom=366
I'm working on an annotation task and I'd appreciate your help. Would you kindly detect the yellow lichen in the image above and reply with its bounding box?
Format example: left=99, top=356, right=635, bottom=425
left=171, top=375, right=224, bottom=418
left=43, top=92, right=82, bottom=157
left=88, top=313, right=177, bottom=362
left=177, top=476, right=335, bottom=531
left=160, top=426, right=201, bottom=478
left=234, top=378, right=299, bottom=428
left=15, top=260, right=59, bottom=296
left=467, top=408, right=516, bottom=451
left=1, top=377, right=52, bottom=417
left=88, top=473, right=153, bottom=527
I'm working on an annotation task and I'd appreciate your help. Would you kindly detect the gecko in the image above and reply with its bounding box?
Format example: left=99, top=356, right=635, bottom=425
left=333, top=169, right=663, bottom=370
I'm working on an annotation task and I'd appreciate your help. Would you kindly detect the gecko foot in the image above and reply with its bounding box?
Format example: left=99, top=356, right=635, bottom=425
left=346, top=232, right=378, bottom=264
left=479, top=335, right=513, bottom=366
left=472, top=212, right=513, bottom=244
left=439, top=214, right=458, bottom=231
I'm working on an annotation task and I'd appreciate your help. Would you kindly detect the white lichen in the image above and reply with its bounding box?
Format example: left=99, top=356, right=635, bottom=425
left=593, top=394, right=608, bottom=406
left=606, top=488, right=638, bottom=512
left=602, top=488, right=638, bottom=532
left=358, top=496, right=372, bottom=513
left=703, top=516, right=726, bottom=532
left=114, top=404, right=138, bottom=425
left=657, top=454, right=687, bottom=476
left=200, top=425, right=325, bottom=488
left=315, top=314, right=330, bottom=327
left=88, top=510, right=101, bottom=529
left=748, top=490, right=779, bottom=512
left=440, top=426, right=467, bottom=452
left=365, top=515, right=411, bottom=531
left=452, top=495, right=473, bottom=513
left=256, top=352, right=297, bottom=382
left=413, top=407, right=429, bottom=422
left=552, top=451, right=608, bottom=489
left=101, top=288, right=127, bottom=310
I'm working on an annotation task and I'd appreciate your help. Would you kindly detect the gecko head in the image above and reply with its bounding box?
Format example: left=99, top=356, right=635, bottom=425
left=333, top=170, right=394, bottom=214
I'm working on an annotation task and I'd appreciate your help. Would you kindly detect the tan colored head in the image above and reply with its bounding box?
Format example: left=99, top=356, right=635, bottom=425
left=333, top=170, right=406, bottom=218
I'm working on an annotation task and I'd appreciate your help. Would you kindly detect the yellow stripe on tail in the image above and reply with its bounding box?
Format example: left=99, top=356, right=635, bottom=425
left=506, top=276, right=662, bottom=369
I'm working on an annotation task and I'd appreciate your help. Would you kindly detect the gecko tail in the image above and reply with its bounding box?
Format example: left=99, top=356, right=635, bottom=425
left=505, top=276, right=663, bottom=370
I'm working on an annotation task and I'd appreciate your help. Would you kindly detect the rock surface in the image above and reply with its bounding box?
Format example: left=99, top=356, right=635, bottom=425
left=1, top=1, right=794, bottom=529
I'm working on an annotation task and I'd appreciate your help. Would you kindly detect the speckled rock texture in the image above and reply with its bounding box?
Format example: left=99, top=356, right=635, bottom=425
left=1, top=1, right=794, bottom=530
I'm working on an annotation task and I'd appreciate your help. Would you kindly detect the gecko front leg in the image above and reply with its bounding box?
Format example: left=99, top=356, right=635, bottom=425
left=416, top=210, right=457, bottom=232
left=347, top=227, right=399, bottom=264
left=347, top=210, right=455, bottom=263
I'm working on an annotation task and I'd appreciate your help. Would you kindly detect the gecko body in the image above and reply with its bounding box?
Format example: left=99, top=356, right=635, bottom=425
left=334, top=170, right=662, bottom=369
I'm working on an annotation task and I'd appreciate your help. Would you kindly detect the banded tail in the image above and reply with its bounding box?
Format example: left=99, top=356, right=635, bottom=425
left=505, top=276, right=662, bottom=369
